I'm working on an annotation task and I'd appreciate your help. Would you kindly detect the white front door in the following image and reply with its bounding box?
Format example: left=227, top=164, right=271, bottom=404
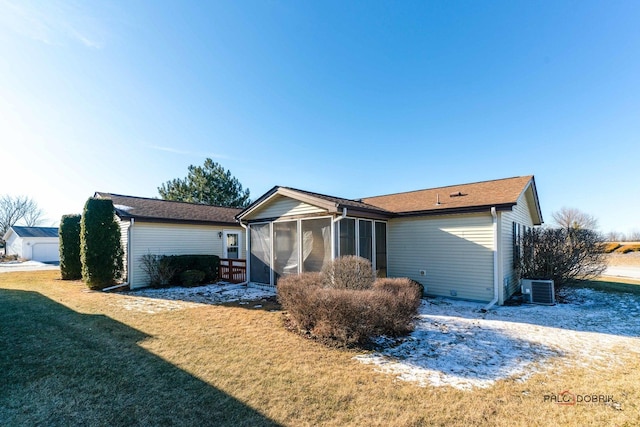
left=223, top=230, right=241, bottom=259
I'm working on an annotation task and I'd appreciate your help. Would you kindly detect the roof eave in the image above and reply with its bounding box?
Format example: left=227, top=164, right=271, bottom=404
left=339, top=206, right=395, bottom=220
left=525, top=177, right=544, bottom=225
left=122, top=216, right=240, bottom=227
left=394, top=203, right=517, bottom=218
left=2, top=228, right=14, bottom=241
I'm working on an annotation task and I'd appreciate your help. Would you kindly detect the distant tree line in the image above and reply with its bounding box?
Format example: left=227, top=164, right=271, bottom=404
left=604, top=230, right=640, bottom=242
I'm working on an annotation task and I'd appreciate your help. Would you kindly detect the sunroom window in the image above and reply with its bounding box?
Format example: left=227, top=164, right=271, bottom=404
left=375, top=222, right=387, bottom=277
left=302, top=218, right=332, bottom=272
left=359, top=220, right=373, bottom=262
left=249, top=223, right=271, bottom=285
left=339, top=218, right=356, bottom=256
left=274, top=221, right=298, bottom=284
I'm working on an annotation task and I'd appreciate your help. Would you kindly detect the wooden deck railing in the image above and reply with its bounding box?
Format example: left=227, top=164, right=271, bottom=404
left=219, top=258, right=247, bottom=283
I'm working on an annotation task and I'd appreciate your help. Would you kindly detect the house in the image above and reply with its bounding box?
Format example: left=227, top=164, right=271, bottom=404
left=2, top=226, right=60, bottom=262
left=94, top=193, right=245, bottom=289
left=237, top=176, right=542, bottom=305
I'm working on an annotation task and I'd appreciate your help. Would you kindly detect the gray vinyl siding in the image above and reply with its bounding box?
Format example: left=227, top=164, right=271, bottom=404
left=247, top=195, right=326, bottom=220
left=128, top=222, right=244, bottom=289
left=387, top=213, right=495, bottom=302
left=500, top=192, right=535, bottom=298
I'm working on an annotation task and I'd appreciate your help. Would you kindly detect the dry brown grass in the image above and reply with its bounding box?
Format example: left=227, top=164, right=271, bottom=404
left=2, top=271, right=639, bottom=426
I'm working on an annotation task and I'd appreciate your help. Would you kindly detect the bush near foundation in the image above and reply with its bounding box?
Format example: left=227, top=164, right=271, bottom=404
left=179, top=269, right=206, bottom=287
left=140, top=253, right=177, bottom=287
left=140, top=254, right=220, bottom=287
left=166, top=254, right=219, bottom=284
left=278, top=258, right=421, bottom=346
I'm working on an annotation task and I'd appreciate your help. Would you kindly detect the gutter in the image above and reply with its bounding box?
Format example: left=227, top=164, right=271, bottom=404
left=483, top=207, right=500, bottom=311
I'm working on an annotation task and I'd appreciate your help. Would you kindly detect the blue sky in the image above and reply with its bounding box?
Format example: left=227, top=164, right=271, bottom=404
left=1, top=0, right=638, bottom=235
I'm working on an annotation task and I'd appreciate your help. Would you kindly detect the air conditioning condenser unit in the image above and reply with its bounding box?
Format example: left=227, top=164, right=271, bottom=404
left=521, top=279, right=555, bottom=305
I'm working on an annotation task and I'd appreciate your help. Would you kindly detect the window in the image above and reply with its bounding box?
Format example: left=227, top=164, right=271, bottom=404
left=375, top=222, right=387, bottom=277
left=359, top=220, right=373, bottom=262
left=513, top=222, right=528, bottom=269
left=339, top=218, right=356, bottom=256
left=223, top=231, right=240, bottom=259
left=274, top=221, right=298, bottom=284
left=302, top=218, right=332, bottom=272
left=249, top=223, right=271, bottom=285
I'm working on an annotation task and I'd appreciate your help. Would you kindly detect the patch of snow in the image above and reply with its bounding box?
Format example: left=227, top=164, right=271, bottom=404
left=117, top=283, right=276, bottom=314
left=113, top=204, right=134, bottom=212
left=0, top=260, right=59, bottom=273
left=356, top=288, right=640, bottom=390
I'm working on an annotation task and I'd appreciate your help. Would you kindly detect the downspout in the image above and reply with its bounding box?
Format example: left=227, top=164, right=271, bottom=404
left=127, top=218, right=133, bottom=287
left=332, top=207, right=347, bottom=223
left=483, top=207, right=499, bottom=311
left=238, top=220, right=249, bottom=286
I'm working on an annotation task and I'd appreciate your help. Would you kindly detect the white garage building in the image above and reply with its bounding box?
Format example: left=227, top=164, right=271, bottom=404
left=2, top=226, right=60, bottom=262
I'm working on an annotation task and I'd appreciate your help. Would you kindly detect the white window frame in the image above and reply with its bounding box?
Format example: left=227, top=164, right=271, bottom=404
left=336, top=217, right=387, bottom=274
left=223, top=229, right=242, bottom=259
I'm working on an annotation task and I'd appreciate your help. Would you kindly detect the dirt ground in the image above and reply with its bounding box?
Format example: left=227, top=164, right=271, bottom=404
left=607, top=252, right=640, bottom=267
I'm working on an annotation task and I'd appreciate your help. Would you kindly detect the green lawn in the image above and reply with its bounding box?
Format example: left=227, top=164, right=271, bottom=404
left=569, top=276, right=640, bottom=295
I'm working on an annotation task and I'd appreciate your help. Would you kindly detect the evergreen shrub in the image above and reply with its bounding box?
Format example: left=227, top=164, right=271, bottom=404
left=80, top=198, right=123, bottom=290
left=59, top=214, right=82, bottom=280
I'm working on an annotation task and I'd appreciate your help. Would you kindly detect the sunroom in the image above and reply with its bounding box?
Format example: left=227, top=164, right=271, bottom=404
left=236, top=187, right=393, bottom=287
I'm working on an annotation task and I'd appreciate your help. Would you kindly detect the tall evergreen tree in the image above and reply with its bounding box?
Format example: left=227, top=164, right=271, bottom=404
left=59, top=214, right=82, bottom=280
left=158, top=159, right=250, bottom=208
left=80, top=198, right=123, bottom=289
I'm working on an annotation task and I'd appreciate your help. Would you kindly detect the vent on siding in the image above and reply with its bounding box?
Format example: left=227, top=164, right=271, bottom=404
left=521, top=279, right=555, bottom=305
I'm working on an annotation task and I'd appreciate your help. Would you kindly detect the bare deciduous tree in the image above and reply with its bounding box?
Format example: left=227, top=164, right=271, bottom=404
left=605, top=231, right=624, bottom=242
left=552, top=207, right=599, bottom=230
left=0, top=195, right=44, bottom=239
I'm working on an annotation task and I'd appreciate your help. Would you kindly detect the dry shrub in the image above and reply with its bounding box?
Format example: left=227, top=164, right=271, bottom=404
left=277, top=273, right=322, bottom=331
left=0, top=254, right=19, bottom=262
left=278, top=270, right=421, bottom=346
left=372, top=278, right=423, bottom=335
left=321, top=256, right=374, bottom=290
left=312, top=288, right=378, bottom=345
left=139, top=253, right=178, bottom=288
